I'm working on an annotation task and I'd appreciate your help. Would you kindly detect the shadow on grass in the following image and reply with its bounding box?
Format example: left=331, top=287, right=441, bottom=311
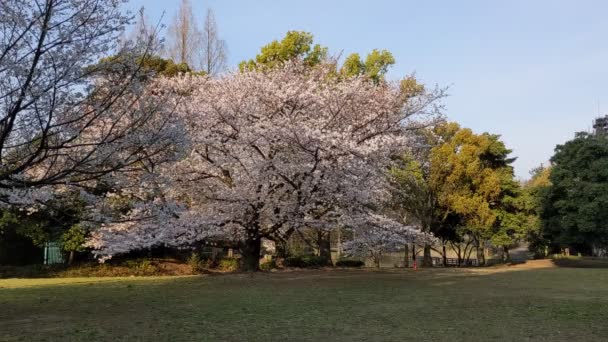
left=1, top=265, right=608, bottom=342
left=551, top=257, right=608, bottom=268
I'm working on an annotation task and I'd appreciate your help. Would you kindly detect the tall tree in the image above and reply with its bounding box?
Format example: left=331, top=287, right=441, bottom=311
left=522, top=166, right=551, bottom=257
left=199, top=8, right=227, bottom=75
left=388, top=128, right=440, bottom=267
left=89, top=63, right=445, bottom=270
left=430, top=123, right=516, bottom=265
left=0, top=0, right=180, bottom=205
left=540, top=132, right=608, bottom=255
left=166, top=0, right=201, bottom=67
left=126, top=7, right=162, bottom=52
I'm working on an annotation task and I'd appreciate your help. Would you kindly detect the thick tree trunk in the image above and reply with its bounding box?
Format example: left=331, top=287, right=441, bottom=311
left=403, top=243, right=409, bottom=268
left=442, top=244, right=447, bottom=267
left=423, top=244, right=433, bottom=267
left=476, top=245, right=485, bottom=266
left=68, top=251, right=74, bottom=265
left=241, top=236, right=261, bottom=272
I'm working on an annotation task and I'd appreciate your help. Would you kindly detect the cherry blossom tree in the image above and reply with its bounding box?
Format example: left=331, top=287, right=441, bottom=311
left=89, top=62, right=444, bottom=270
left=0, top=0, right=183, bottom=208
left=342, top=213, right=434, bottom=268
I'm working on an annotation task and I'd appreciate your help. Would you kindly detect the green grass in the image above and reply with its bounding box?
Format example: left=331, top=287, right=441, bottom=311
left=1, top=266, right=608, bottom=341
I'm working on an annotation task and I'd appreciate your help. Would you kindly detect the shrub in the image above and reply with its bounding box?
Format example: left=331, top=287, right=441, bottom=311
left=218, top=257, right=240, bottom=271
left=285, top=255, right=330, bottom=268
left=335, top=259, right=364, bottom=268
left=187, top=252, right=202, bottom=273
left=122, top=259, right=160, bottom=276
left=259, top=259, right=277, bottom=271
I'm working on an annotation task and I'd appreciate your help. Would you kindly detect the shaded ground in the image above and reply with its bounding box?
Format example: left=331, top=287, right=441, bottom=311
left=1, top=262, right=607, bottom=341
left=0, top=259, right=196, bottom=279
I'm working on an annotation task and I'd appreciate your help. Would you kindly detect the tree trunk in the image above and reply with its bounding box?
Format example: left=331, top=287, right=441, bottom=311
left=454, top=243, right=462, bottom=266
left=336, top=227, right=342, bottom=260
left=241, top=236, right=261, bottom=272
left=442, top=244, right=447, bottom=267
left=423, top=244, right=433, bottom=267
left=412, top=243, right=417, bottom=268
left=275, top=239, right=289, bottom=259
left=476, top=245, right=485, bottom=266
left=317, top=230, right=331, bottom=264
left=68, top=251, right=74, bottom=265
left=403, top=243, right=409, bottom=268
left=503, top=246, right=510, bottom=263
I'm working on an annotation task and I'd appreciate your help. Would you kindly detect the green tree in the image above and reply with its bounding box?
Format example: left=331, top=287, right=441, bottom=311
left=62, top=224, right=88, bottom=264
left=362, top=49, right=395, bottom=83
left=240, top=31, right=396, bottom=85
left=95, top=54, right=202, bottom=78
left=540, top=132, right=608, bottom=255
left=239, top=31, right=328, bottom=71
left=430, top=122, right=517, bottom=265
left=0, top=191, right=87, bottom=265
left=340, top=53, right=365, bottom=78
left=520, top=166, right=551, bottom=257
left=339, top=49, right=395, bottom=83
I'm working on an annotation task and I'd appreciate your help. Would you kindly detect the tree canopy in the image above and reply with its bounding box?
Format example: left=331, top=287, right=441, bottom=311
left=540, top=132, right=608, bottom=254
left=239, top=31, right=328, bottom=71
left=429, top=122, right=520, bottom=263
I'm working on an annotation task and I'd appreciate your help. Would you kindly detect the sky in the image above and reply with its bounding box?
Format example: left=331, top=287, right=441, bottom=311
left=124, top=0, right=608, bottom=179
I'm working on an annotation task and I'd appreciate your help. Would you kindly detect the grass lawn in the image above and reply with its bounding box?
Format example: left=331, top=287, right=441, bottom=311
left=1, top=263, right=608, bottom=341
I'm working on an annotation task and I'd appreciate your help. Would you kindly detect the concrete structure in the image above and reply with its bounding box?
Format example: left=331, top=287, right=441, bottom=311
left=593, top=116, right=608, bottom=135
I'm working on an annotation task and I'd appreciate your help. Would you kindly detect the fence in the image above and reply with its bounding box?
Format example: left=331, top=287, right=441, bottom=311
left=43, top=242, right=64, bottom=265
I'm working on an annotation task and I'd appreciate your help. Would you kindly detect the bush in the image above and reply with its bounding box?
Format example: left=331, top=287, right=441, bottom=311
left=121, top=259, right=160, bottom=276
left=187, top=252, right=202, bottom=273
left=218, top=257, right=240, bottom=271
left=335, top=259, right=364, bottom=268
left=259, top=259, right=277, bottom=271
left=285, top=255, right=330, bottom=268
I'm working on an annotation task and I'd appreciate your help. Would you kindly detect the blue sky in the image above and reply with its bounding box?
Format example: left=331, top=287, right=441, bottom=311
left=125, top=0, right=608, bottom=179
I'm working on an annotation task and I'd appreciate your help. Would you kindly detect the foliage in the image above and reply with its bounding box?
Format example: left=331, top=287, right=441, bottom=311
left=427, top=122, right=525, bottom=263
left=187, top=252, right=203, bottom=273
left=0, top=0, right=185, bottom=219
left=121, top=259, right=161, bottom=275
left=61, top=224, right=88, bottom=253
left=259, top=259, right=277, bottom=271
left=0, top=257, right=202, bottom=278
left=540, top=132, right=608, bottom=254
left=217, top=257, right=240, bottom=272
left=335, top=259, right=365, bottom=267
left=284, top=255, right=330, bottom=268
left=0, top=190, right=90, bottom=265
left=239, top=31, right=328, bottom=71
left=522, top=166, right=552, bottom=257
left=342, top=214, right=434, bottom=267
left=88, top=62, right=445, bottom=271
left=95, top=54, right=201, bottom=78
left=339, top=49, right=396, bottom=83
